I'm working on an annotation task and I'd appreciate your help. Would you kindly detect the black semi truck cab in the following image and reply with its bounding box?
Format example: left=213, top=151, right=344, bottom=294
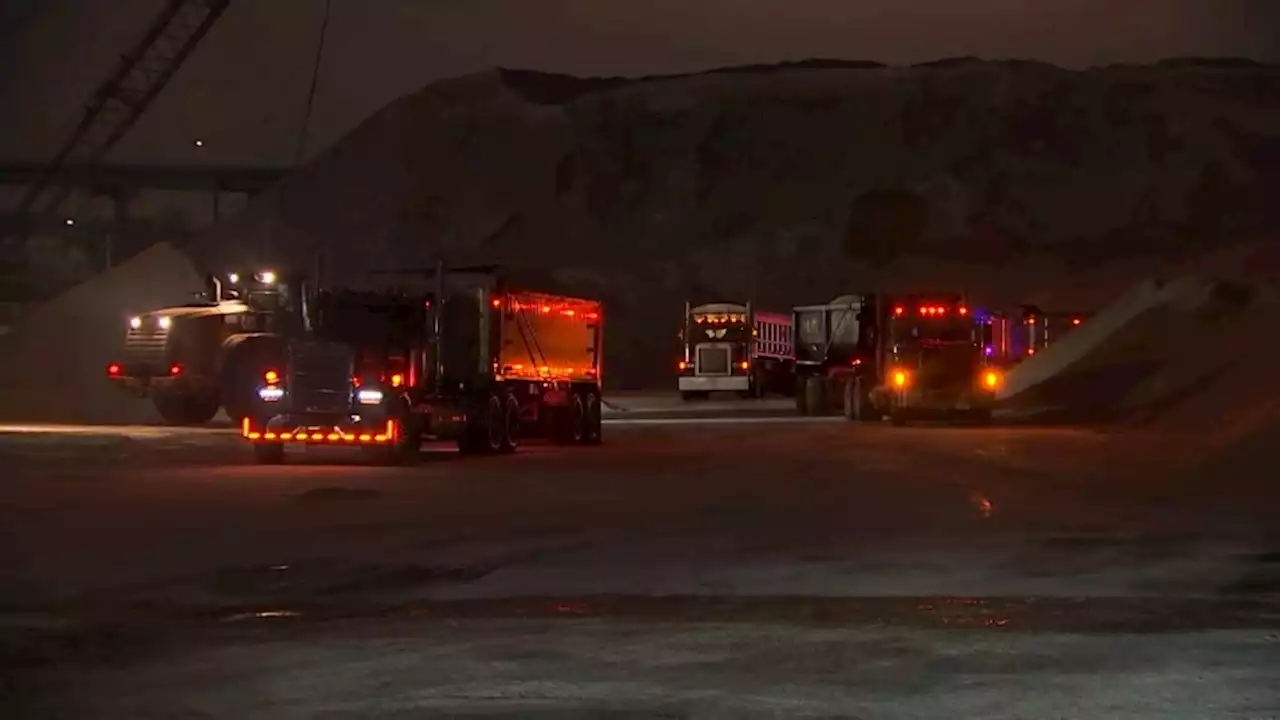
left=793, top=293, right=1002, bottom=425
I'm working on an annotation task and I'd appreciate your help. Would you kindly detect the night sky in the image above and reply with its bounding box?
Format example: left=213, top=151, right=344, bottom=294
left=1, top=0, right=1277, bottom=167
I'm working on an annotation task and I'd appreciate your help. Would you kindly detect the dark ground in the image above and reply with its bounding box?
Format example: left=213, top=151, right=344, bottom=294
left=2, top=399, right=1278, bottom=717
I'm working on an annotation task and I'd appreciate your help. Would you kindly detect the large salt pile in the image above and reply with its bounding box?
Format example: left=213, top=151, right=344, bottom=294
left=184, top=60, right=1280, bottom=388
left=0, top=242, right=205, bottom=424
left=997, top=275, right=1280, bottom=491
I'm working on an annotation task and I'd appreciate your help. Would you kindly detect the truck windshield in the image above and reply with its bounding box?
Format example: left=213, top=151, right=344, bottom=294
left=890, top=317, right=975, bottom=345
left=315, top=294, right=427, bottom=349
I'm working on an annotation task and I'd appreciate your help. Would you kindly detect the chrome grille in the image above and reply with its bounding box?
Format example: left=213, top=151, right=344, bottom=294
left=288, top=341, right=354, bottom=413
left=123, top=326, right=169, bottom=366
left=696, top=345, right=730, bottom=375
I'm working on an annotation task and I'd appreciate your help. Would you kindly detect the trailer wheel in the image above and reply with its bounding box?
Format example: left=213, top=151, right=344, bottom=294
left=582, top=390, right=602, bottom=445
left=794, top=376, right=809, bottom=415
left=844, top=377, right=877, bottom=422
left=568, top=391, right=587, bottom=444
left=500, top=395, right=521, bottom=453
left=153, top=391, right=220, bottom=425
left=484, top=394, right=506, bottom=453
left=803, top=376, right=826, bottom=417
left=253, top=442, right=285, bottom=465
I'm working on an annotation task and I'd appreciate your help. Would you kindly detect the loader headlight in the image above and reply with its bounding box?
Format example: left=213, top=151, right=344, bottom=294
left=357, top=389, right=384, bottom=405
left=258, top=386, right=284, bottom=402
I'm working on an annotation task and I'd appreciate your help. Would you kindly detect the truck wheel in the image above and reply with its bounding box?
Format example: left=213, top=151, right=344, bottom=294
left=582, top=390, right=602, bottom=445
left=568, top=391, right=587, bottom=443
left=855, top=376, right=875, bottom=420
left=803, top=376, right=826, bottom=417
left=253, top=442, right=285, bottom=465
left=153, top=391, right=220, bottom=425
left=388, top=408, right=424, bottom=464
left=500, top=395, right=521, bottom=453
left=484, top=394, right=506, bottom=453
left=841, top=378, right=857, bottom=421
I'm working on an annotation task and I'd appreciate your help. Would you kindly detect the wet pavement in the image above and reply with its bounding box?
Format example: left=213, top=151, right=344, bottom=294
left=2, top=402, right=1278, bottom=717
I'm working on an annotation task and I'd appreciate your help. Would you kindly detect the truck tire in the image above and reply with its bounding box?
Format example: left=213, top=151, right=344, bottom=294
left=456, top=395, right=503, bottom=455
left=253, top=442, right=285, bottom=464
left=152, top=391, right=220, bottom=425
left=500, top=395, right=521, bottom=454
left=804, top=376, right=826, bottom=417
left=220, top=337, right=286, bottom=425
left=582, top=389, right=602, bottom=445
left=484, top=394, right=506, bottom=453
left=375, top=402, right=422, bottom=465
left=845, top=377, right=877, bottom=423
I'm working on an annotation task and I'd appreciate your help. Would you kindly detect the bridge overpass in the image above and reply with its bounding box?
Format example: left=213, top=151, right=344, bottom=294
left=0, top=162, right=292, bottom=196
left=0, top=161, right=294, bottom=229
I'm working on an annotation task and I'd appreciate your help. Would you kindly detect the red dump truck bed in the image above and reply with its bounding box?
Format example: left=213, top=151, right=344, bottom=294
left=495, top=290, right=603, bottom=385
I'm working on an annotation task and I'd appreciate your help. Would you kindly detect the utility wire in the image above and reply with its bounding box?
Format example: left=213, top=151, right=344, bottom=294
left=294, top=0, right=332, bottom=165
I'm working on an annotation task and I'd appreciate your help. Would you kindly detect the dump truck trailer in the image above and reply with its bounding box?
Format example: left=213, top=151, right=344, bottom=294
left=241, top=265, right=604, bottom=464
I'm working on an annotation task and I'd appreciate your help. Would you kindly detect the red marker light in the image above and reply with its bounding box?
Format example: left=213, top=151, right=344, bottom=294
left=169, top=364, right=182, bottom=376
left=894, top=306, right=905, bottom=316
left=264, top=369, right=280, bottom=384
left=678, top=360, right=688, bottom=371
left=958, top=306, right=968, bottom=316
left=106, top=363, right=121, bottom=376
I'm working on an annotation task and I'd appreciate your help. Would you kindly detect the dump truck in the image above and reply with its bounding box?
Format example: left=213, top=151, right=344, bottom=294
left=241, top=264, right=605, bottom=464
left=677, top=301, right=794, bottom=400
left=794, top=293, right=1002, bottom=425
left=106, top=271, right=295, bottom=425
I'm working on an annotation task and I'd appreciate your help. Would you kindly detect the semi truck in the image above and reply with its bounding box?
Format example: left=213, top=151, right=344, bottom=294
left=241, top=264, right=605, bottom=464
left=677, top=301, right=794, bottom=400
left=106, top=270, right=295, bottom=425
left=794, top=293, right=1003, bottom=425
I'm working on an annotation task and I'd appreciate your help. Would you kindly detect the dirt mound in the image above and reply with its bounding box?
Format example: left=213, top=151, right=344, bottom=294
left=0, top=243, right=204, bottom=424
left=183, top=60, right=1279, bottom=389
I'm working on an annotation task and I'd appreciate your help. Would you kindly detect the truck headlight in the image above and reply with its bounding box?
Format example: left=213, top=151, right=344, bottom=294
left=357, top=389, right=384, bottom=405
left=129, top=316, right=142, bottom=329
left=258, top=386, right=284, bottom=402
left=157, top=316, right=171, bottom=330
